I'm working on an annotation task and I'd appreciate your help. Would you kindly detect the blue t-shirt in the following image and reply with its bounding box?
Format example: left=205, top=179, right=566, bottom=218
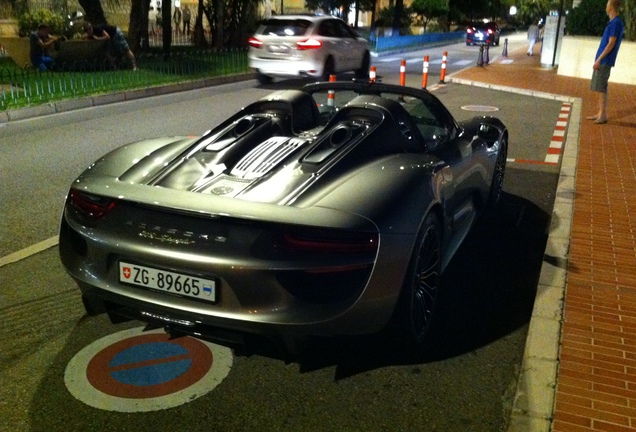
left=596, top=16, right=624, bottom=67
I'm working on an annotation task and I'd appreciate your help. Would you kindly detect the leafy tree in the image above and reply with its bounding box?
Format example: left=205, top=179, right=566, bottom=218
left=3, top=0, right=29, bottom=17
left=202, top=0, right=259, bottom=48
left=567, top=0, right=634, bottom=41
left=304, top=0, right=351, bottom=16
left=625, top=0, right=636, bottom=40
left=77, top=0, right=107, bottom=25
left=566, top=0, right=608, bottom=36
left=516, top=0, right=550, bottom=25
left=17, top=9, right=65, bottom=36
left=449, top=0, right=507, bottom=21
left=305, top=0, right=376, bottom=26
left=375, top=4, right=412, bottom=29
left=411, top=0, right=449, bottom=30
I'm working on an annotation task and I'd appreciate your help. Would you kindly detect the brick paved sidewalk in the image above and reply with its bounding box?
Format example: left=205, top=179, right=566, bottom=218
left=451, top=46, right=636, bottom=431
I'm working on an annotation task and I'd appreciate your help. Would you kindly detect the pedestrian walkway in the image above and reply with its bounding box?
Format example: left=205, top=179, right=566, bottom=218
left=450, top=45, right=636, bottom=431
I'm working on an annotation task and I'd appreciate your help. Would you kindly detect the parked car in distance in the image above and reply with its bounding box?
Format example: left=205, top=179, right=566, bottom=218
left=247, top=14, right=370, bottom=84
left=466, top=22, right=501, bottom=46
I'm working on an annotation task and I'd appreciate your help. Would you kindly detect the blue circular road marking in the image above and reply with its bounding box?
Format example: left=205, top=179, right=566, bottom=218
left=109, top=342, right=191, bottom=386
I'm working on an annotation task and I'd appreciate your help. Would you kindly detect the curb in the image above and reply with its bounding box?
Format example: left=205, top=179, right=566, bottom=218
left=0, top=73, right=254, bottom=124
left=448, top=76, right=579, bottom=432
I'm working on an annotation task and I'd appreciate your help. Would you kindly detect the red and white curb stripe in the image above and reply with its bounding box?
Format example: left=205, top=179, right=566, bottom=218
left=506, top=102, right=572, bottom=166
left=545, top=102, right=572, bottom=164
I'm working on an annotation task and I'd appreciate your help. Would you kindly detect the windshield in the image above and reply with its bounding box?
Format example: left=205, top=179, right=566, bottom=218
left=260, top=19, right=312, bottom=36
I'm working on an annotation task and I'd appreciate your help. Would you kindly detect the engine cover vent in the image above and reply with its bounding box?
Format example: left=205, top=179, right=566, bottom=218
left=231, top=136, right=306, bottom=179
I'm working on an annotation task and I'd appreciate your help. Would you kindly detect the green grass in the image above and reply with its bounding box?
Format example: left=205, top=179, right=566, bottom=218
left=0, top=48, right=250, bottom=110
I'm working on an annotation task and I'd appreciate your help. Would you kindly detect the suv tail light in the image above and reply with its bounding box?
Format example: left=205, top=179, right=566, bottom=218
left=296, top=38, right=322, bottom=50
left=248, top=37, right=263, bottom=48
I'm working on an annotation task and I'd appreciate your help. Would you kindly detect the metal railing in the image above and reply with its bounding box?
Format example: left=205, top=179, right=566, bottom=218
left=371, top=31, right=465, bottom=52
left=0, top=48, right=249, bottom=110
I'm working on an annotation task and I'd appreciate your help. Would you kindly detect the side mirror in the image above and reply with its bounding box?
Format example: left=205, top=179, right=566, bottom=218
left=477, top=123, right=500, bottom=144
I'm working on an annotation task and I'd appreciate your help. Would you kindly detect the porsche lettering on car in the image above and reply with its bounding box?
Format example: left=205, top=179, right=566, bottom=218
left=59, top=81, right=508, bottom=354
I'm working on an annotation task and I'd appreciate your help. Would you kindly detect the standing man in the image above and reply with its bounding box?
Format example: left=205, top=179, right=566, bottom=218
left=149, top=6, right=157, bottom=36
left=182, top=5, right=191, bottom=35
left=30, top=24, right=58, bottom=71
left=527, top=20, right=540, bottom=56
left=173, top=6, right=182, bottom=35
left=588, top=0, right=624, bottom=124
left=84, top=22, right=138, bottom=71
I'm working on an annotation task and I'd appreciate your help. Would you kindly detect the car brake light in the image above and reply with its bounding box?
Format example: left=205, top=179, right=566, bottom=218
left=248, top=37, right=263, bottom=48
left=467, top=28, right=473, bottom=33
left=296, top=38, right=322, bottom=50
left=278, top=230, right=378, bottom=253
left=488, top=29, right=493, bottom=34
left=69, top=190, right=116, bottom=218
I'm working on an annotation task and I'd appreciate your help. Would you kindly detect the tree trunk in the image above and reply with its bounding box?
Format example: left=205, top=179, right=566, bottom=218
left=78, top=0, right=107, bottom=25
left=194, top=0, right=208, bottom=47
left=214, top=0, right=224, bottom=49
left=162, top=0, right=172, bottom=58
left=625, top=0, right=635, bottom=41
left=392, top=0, right=404, bottom=35
left=128, top=0, right=151, bottom=53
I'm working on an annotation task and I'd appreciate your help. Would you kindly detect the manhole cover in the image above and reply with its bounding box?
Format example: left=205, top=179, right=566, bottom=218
left=461, top=105, right=500, bottom=112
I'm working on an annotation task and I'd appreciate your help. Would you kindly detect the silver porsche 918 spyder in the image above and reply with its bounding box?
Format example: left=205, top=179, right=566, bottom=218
left=59, top=81, right=508, bottom=353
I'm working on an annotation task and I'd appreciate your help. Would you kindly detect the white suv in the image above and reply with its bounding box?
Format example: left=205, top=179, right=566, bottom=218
left=248, top=15, right=370, bottom=84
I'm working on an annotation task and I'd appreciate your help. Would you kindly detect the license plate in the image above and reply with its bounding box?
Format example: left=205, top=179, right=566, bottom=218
left=119, top=262, right=217, bottom=302
left=268, top=44, right=290, bottom=54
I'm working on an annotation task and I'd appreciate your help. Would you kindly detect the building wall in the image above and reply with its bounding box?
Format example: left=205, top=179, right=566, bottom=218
left=557, top=36, right=636, bottom=85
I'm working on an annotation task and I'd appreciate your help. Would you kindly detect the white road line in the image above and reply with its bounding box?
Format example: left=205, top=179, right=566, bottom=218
left=0, top=236, right=59, bottom=268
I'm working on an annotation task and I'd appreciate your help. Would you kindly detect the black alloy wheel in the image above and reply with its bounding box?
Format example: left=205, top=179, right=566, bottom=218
left=256, top=71, right=273, bottom=85
left=402, top=213, right=442, bottom=345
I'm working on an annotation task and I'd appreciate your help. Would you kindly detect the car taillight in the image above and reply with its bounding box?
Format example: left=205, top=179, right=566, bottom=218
left=69, top=190, right=116, bottom=218
left=488, top=29, right=493, bottom=34
left=248, top=37, right=263, bottom=48
left=467, top=28, right=473, bottom=34
left=278, top=229, right=378, bottom=253
left=296, top=38, right=322, bottom=50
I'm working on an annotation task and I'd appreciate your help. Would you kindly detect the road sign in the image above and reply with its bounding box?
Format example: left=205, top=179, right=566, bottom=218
left=65, top=326, right=233, bottom=412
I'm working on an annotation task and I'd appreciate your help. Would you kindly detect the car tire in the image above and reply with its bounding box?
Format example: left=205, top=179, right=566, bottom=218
left=256, top=71, right=272, bottom=85
left=487, top=134, right=508, bottom=207
left=322, top=57, right=335, bottom=81
left=355, top=51, right=370, bottom=79
left=397, top=212, right=442, bottom=346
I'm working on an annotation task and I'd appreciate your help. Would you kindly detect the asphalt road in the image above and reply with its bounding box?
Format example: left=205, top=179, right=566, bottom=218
left=0, top=36, right=567, bottom=432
